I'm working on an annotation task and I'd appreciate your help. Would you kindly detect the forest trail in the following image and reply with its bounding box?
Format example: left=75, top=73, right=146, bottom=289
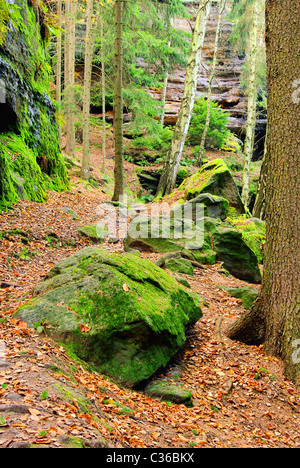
left=0, top=129, right=299, bottom=449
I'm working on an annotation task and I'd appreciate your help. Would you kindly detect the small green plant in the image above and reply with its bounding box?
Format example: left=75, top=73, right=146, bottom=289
left=188, top=97, right=231, bottom=149
left=40, top=390, right=49, bottom=401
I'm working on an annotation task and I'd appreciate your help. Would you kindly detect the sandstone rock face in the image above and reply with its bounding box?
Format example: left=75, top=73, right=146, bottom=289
left=148, top=2, right=266, bottom=153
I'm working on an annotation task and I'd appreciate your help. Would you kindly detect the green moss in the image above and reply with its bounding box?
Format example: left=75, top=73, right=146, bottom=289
left=164, top=258, right=194, bottom=275
left=146, top=381, right=193, bottom=407
left=16, top=248, right=202, bottom=387
left=0, top=0, right=69, bottom=210
left=227, top=216, right=266, bottom=264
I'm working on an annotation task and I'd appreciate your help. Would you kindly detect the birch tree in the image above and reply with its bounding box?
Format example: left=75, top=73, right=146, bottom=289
left=156, top=0, right=212, bottom=198
left=196, top=0, right=227, bottom=167
left=241, top=0, right=260, bottom=208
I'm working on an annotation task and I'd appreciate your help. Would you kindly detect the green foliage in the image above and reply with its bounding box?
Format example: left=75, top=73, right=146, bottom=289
left=188, top=98, right=230, bottom=149
left=131, top=126, right=173, bottom=151
left=91, top=0, right=190, bottom=137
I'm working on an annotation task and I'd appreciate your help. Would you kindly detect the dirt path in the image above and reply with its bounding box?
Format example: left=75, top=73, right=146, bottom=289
left=0, top=131, right=299, bottom=449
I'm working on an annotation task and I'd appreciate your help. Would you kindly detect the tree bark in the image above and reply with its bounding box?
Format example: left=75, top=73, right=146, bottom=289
left=241, top=0, right=259, bottom=209
left=227, top=0, right=300, bottom=386
left=156, top=0, right=212, bottom=198
left=56, top=0, right=62, bottom=146
left=81, top=0, right=94, bottom=180
left=112, top=0, right=125, bottom=202
left=197, top=0, right=226, bottom=167
left=65, top=0, right=76, bottom=158
left=252, top=125, right=267, bottom=219
left=100, top=9, right=106, bottom=174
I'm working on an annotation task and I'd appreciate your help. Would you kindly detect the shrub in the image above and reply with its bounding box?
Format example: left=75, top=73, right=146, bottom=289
left=188, top=97, right=230, bottom=149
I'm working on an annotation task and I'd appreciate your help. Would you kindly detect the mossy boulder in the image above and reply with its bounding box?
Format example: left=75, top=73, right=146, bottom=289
left=164, top=258, right=194, bottom=276
left=173, top=193, right=229, bottom=221
left=15, top=247, right=202, bottom=387
left=228, top=217, right=266, bottom=264
left=166, top=159, right=245, bottom=214
left=206, top=219, right=262, bottom=284
left=0, top=0, right=68, bottom=210
left=77, top=224, right=108, bottom=242
left=146, top=381, right=193, bottom=407
left=125, top=214, right=261, bottom=284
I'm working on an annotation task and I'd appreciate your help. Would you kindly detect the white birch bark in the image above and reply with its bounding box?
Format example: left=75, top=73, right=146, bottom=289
left=197, top=0, right=227, bottom=167
left=156, top=0, right=212, bottom=198
left=241, top=0, right=259, bottom=208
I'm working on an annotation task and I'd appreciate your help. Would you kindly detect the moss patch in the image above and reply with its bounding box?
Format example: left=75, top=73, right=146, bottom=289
left=16, top=248, right=202, bottom=387
left=0, top=0, right=68, bottom=210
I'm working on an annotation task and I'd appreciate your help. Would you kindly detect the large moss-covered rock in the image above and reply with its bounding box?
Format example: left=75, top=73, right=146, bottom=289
left=124, top=214, right=262, bottom=284
left=165, top=159, right=245, bottom=214
left=0, top=0, right=68, bottom=210
left=16, top=247, right=202, bottom=387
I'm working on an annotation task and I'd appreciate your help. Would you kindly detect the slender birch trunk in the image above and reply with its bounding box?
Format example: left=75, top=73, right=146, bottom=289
left=197, top=0, right=226, bottom=167
left=156, top=0, right=212, bottom=198
left=81, top=0, right=94, bottom=180
left=160, top=72, right=169, bottom=126
left=241, top=0, right=259, bottom=209
left=112, top=0, right=125, bottom=201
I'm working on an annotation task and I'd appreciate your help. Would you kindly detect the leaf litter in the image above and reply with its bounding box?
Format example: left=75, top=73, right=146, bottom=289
left=0, top=132, right=300, bottom=448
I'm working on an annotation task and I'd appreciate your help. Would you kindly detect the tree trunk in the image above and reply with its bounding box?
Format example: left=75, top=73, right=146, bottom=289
left=100, top=10, right=106, bottom=174
left=197, top=0, right=226, bottom=167
left=252, top=125, right=267, bottom=219
left=227, top=0, right=300, bottom=386
left=56, top=0, right=62, bottom=146
left=65, top=0, right=76, bottom=158
left=81, top=0, right=94, bottom=180
left=241, top=0, right=259, bottom=209
left=112, top=0, right=125, bottom=202
left=156, top=0, right=212, bottom=198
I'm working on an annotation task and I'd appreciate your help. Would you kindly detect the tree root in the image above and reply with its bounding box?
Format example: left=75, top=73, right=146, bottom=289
left=226, top=296, right=266, bottom=346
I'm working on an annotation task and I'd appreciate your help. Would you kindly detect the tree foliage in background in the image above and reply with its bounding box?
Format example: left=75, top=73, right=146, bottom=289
left=188, top=97, right=230, bottom=150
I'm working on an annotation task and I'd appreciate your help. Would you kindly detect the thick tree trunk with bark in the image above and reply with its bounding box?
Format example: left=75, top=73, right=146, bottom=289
left=156, top=0, right=212, bottom=198
left=112, top=0, right=125, bottom=201
left=227, top=0, right=300, bottom=386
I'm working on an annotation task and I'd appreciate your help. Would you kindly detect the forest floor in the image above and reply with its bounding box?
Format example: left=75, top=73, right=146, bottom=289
left=0, top=126, right=299, bottom=449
